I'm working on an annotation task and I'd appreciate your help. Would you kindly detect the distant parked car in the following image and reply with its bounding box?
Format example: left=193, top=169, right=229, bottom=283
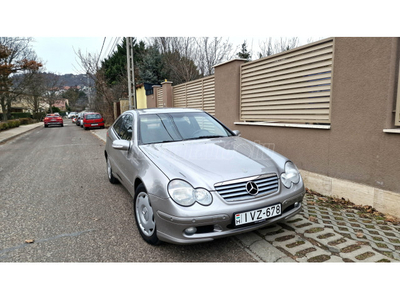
left=44, top=114, right=63, bottom=127
left=82, top=112, right=105, bottom=130
left=76, top=112, right=84, bottom=126
left=80, top=112, right=93, bottom=128
left=72, top=116, right=77, bottom=123
left=68, top=112, right=77, bottom=119
left=105, top=108, right=305, bottom=245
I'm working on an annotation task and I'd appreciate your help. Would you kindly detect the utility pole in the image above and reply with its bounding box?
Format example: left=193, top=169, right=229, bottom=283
left=126, top=37, right=137, bottom=110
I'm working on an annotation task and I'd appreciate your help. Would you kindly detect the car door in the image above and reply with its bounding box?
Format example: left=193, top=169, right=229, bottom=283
left=112, top=113, right=137, bottom=193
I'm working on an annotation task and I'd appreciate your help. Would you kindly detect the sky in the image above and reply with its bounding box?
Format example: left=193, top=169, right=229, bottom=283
left=32, top=37, right=106, bottom=75
left=31, top=36, right=319, bottom=75
left=6, top=1, right=397, bottom=76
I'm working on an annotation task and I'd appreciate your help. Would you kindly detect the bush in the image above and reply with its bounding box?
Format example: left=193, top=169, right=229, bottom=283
left=0, top=119, right=21, bottom=131
left=19, top=118, right=31, bottom=125
left=11, top=112, right=32, bottom=119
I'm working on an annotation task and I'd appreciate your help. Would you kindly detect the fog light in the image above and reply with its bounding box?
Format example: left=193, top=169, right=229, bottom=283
left=184, top=227, right=197, bottom=235
left=214, top=224, right=223, bottom=232
left=294, top=202, right=299, bottom=207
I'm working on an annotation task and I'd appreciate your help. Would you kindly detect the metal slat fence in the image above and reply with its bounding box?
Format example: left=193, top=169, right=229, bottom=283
left=172, top=76, right=215, bottom=115
left=240, top=38, right=334, bottom=124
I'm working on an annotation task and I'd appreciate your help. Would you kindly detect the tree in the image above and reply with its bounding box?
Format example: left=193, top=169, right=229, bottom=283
left=236, top=41, right=252, bottom=61
left=101, top=38, right=146, bottom=86
left=138, top=45, right=167, bottom=85
left=20, top=70, right=47, bottom=117
left=0, top=37, right=42, bottom=121
left=148, top=37, right=201, bottom=84
left=195, top=37, right=235, bottom=76
left=62, top=87, right=86, bottom=111
left=42, top=73, right=62, bottom=113
left=258, top=37, right=300, bottom=58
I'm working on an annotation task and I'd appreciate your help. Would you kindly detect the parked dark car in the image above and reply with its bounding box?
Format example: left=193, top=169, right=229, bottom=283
left=82, top=112, right=105, bottom=130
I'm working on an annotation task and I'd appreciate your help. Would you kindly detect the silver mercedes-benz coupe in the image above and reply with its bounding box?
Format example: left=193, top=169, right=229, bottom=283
left=105, top=108, right=305, bottom=245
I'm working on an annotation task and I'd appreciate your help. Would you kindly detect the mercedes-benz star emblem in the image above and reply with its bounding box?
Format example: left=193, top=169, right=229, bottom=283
left=246, top=181, right=259, bottom=196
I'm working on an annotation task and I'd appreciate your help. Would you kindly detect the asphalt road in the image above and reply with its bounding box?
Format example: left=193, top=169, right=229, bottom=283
left=0, top=122, right=257, bottom=262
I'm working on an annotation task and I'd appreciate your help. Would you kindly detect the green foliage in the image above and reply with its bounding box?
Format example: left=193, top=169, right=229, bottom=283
left=0, top=119, right=20, bottom=131
left=101, top=38, right=146, bottom=86
left=11, top=112, right=32, bottom=119
left=19, top=118, right=33, bottom=125
left=48, top=106, right=61, bottom=113
left=138, top=46, right=167, bottom=85
left=33, top=112, right=45, bottom=120
left=237, top=41, right=251, bottom=61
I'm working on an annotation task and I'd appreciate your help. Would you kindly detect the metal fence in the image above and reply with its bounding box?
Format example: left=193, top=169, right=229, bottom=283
left=240, top=38, right=334, bottom=124
left=172, top=75, right=215, bottom=115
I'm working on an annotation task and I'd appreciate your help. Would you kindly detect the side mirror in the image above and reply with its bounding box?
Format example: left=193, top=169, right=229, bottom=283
left=112, top=140, right=130, bottom=151
left=232, top=130, right=241, bottom=137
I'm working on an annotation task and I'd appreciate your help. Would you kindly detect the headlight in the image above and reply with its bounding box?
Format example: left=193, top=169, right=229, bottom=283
left=168, top=179, right=213, bottom=207
left=281, top=161, right=300, bottom=188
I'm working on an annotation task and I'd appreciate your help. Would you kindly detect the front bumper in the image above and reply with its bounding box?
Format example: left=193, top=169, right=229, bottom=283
left=153, top=189, right=305, bottom=245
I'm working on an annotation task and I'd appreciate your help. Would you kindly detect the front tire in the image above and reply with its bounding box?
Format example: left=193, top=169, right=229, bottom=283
left=134, top=184, right=160, bottom=245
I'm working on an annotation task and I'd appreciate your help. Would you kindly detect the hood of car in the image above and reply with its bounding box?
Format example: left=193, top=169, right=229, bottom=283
left=140, top=137, right=287, bottom=190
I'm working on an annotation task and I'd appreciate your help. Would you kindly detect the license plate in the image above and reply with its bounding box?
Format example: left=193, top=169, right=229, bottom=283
left=91, top=124, right=98, bottom=126
left=235, top=203, right=281, bottom=226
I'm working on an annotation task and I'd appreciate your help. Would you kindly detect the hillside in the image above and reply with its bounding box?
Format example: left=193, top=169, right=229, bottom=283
left=50, top=73, right=94, bottom=87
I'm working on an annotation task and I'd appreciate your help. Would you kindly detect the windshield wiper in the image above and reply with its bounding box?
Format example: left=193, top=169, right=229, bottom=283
left=186, top=135, right=225, bottom=140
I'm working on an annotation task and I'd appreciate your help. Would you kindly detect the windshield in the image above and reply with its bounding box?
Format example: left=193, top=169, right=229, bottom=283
left=139, top=112, right=232, bottom=145
left=86, top=114, right=102, bottom=120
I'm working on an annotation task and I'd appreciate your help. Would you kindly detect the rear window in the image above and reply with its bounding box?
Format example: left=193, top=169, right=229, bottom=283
left=86, top=114, right=102, bottom=120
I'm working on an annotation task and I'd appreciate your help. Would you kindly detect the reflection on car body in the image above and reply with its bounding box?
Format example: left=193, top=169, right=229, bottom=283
left=105, top=108, right=305, bottom=245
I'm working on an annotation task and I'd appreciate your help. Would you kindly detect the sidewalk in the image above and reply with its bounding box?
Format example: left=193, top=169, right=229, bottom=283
left=0, top=122, right=44, bottom=144
left=90, top=128, right=107, bottom=143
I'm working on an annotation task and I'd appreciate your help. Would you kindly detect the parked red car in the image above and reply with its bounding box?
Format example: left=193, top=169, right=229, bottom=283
left=44, top=114, right=63, bottom=127
left=82, top=112, right=105, bottom=130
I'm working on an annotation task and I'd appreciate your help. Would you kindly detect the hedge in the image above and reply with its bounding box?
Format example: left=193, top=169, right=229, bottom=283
left=0, top=119, right=21, bottom=131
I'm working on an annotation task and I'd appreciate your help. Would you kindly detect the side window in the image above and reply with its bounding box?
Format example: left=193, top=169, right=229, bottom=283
left=112, top=116, right=124, bottom=137
left=120, top=114, right=133, bottom=141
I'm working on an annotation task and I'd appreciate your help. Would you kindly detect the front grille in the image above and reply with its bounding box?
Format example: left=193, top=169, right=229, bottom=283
left=214, top=174, right=279, bottom=202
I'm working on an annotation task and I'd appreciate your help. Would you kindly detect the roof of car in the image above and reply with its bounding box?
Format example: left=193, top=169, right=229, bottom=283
left=128, top=108, right=203, bottom=115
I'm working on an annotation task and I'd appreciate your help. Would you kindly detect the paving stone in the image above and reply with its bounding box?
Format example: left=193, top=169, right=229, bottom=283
left=235, top=232, right=262, bottom=247
left=249, top=240, right=290, bottom=262
left=240, top=194, right=400, bottom=262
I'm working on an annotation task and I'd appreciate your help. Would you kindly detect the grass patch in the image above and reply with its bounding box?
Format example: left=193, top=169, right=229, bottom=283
left=305, top=227, right=324, bottom=234
left=328, top=238, right=347, bottom=246
left=317, top=233, right=335, bottom=239
left=275, top=235, right=295, bottom=242
left=295, top=248, right=316, bottom=258
left=286, top=241, right=305, bottom=248
left=308, top=255, right=331, bottom=262
left=355, top=252, right=375, bottom=260
left=341, top=244, right=361, bottom=253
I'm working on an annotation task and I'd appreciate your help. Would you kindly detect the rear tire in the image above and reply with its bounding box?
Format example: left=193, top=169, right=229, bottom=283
left=134, top=183, right=160, bottom=245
